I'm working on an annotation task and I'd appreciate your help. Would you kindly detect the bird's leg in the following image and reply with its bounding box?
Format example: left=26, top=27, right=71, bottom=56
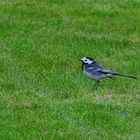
left=93, top=81, right=100, bottom=91
left=93, top=81, right=99, bottom=90
left=95, top=81, right=100, bottom=90
left=93, top=82, right=97, bottom=90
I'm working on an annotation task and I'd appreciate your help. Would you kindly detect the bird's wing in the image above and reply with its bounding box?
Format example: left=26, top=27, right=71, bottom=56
left=87, top=63, right=112, bottom=74
left=88, top=67, right=111, bottom=73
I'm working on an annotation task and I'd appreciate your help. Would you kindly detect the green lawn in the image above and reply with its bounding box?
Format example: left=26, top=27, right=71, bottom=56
left=0, top=0, right=140, bottom=139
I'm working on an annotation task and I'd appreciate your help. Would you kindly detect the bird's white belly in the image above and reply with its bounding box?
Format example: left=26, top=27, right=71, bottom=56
left=83, top=70, right=99, bottom=80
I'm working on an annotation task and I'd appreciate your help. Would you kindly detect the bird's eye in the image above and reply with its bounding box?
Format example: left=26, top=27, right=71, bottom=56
left=85, top=60, right=87, bottom=61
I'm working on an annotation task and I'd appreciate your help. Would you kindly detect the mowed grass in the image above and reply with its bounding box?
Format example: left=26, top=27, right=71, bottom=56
left=0, top=0, right=140, bottom=139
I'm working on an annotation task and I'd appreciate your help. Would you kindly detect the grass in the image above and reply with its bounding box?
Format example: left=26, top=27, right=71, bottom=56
left=0, top=0, right=140, bottom=139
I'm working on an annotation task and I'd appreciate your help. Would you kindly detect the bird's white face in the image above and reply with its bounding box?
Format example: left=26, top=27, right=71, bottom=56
left=81, top=57, right=93, bottom=64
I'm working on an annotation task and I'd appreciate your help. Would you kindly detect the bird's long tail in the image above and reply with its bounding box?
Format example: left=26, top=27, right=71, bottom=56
left=113, top=73, right=137, bottom=79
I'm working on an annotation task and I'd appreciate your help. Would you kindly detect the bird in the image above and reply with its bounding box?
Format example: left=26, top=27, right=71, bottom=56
left=80, top=57, right=137, bottom=90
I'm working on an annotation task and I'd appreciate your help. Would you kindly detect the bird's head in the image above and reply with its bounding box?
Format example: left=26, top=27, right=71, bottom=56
left=80, top=57, right=95, bottom=64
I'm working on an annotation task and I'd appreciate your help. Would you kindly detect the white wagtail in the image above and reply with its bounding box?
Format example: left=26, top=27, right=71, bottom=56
left=80, top=57, right=137, bottom=90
